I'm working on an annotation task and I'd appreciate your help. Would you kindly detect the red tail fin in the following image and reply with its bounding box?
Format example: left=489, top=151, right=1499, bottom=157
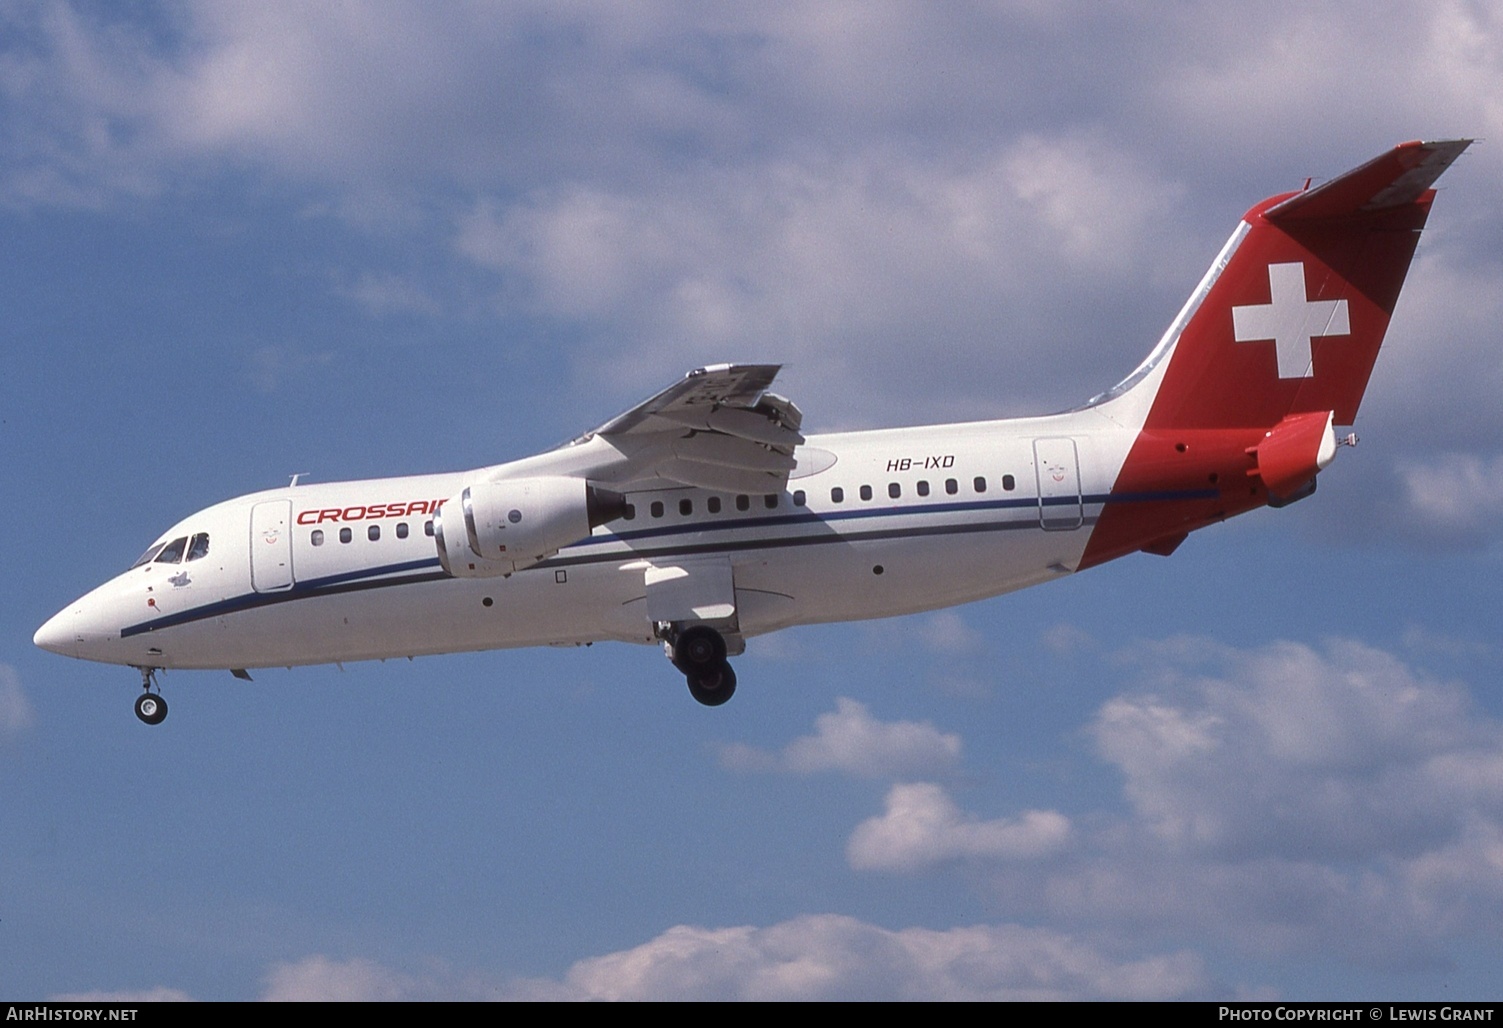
left=1142, top=139, right=1470, bottom=431
left=1079, top=141, right=1469, bottom=570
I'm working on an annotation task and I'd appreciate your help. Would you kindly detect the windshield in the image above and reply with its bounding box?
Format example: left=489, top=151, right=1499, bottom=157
left=131, top=531, right=211, bottom=569
left=154, top=537, right=188, bottom=564
left=130, top=541, right=167, bottom=569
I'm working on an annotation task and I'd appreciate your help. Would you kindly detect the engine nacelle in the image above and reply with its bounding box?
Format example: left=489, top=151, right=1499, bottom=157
left=434, top=476, right=627, bottom=578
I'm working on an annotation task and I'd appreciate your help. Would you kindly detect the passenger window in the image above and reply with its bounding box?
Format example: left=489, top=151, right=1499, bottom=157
left=186, top=533, right=210, bottom=561
left=424, top=520, right=434, bottom=537
left=311, top=530, right=324, bottom=546
left=860, top=485, right=873, bottom=501
left=793, top=490, right=806, bottom=506
left=708, top=496, right=721, bottom=514
left=831, top=487, right=844, bottom=503
left=679, top=498, right=693, bottom=516
left=154, top=537, right=188, bottom=564
left=974, top=476, right=987, bottom=493
left=736, top=495, right=750, bottom=512
left=651, top=501, right=665, bottom=518
left=945, top=479, right=958, bottom=495
left=623, top=503, right=636, bottom=521
left=1003, top=474, right=1016, bottom=491
left=888, top=483, right=901, bottom=499
left=368, top=524, right=380, bottom=541
left=396, top=522, right=409, bottom=539
left=339, top=527, right=353, bottom=544
left=764, top=494, right=778, bottom=509
left=917, top=481, right=930, bottom=497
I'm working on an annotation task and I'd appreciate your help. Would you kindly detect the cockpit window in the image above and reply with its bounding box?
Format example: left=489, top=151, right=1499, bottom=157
left=186, top=533, right=210, bottom=561
left=154, top=536, right=188, bottom=564
left=131, top=542, right=167, bottom=569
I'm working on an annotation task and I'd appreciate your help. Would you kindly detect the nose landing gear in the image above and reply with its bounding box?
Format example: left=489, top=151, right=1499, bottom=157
left=132, top=667, right=167, bottom=725
left=671, top=625, right=737, bottom=706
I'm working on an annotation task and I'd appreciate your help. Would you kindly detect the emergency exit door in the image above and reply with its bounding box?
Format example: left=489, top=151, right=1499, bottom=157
left=1033, top=438, right=1083, bottom=531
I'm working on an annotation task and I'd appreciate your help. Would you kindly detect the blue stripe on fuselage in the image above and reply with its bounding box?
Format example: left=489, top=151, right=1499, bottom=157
left=120, top=486, right=1215, bottom=638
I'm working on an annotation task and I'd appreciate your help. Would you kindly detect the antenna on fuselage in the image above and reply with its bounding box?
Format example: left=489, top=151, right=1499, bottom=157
left=289, top=472, right=311, bottom=487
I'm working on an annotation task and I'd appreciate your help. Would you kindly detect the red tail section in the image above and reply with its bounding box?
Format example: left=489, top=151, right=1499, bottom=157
left=1080, top=140, right=1469, bottom=568
left=1146, top=139, right=1470, bottom=431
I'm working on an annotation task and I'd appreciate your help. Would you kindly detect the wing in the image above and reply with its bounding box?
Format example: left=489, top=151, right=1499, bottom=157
left=571, top=363, right=806, bottom=494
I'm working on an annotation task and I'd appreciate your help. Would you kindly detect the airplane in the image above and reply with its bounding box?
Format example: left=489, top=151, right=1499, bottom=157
left=35, top=139, right=1470, bottom=724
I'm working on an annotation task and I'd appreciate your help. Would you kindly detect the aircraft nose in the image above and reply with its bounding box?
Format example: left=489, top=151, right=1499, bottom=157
left=34, top=607, right=78, bottom=658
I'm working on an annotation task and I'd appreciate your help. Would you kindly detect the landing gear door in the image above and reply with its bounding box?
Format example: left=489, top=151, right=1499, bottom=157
left=645, top=557, right=738, bottom=630
left=250, top=500, right=295, bottom=592
left=1033, top=437, right=1083, bottom=531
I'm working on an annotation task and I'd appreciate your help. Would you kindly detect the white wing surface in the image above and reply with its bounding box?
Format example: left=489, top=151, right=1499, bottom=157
left=562, top=364, right=805, bottom=494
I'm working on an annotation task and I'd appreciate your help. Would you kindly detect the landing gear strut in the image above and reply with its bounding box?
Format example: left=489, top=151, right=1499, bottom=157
left=671, top=626, right=737, bottom=707
left=133, top=667, right=167, bottom=725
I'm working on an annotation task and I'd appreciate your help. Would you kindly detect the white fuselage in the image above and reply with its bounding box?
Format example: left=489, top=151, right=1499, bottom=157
left=37, top=404, right=1142, bottom=672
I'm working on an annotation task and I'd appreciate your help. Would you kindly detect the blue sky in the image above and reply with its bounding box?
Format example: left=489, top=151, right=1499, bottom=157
left=4, top=1, right=1503, bottom=1001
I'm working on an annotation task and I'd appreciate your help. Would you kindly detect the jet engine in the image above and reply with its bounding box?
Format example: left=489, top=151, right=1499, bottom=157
left=434, top=476, right=628, bottom=577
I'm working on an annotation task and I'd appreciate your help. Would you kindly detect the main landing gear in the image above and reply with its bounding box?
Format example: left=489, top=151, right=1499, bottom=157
left=671, top=625, right=737, bottom=707
left=133, top=666, right=167, bottom=725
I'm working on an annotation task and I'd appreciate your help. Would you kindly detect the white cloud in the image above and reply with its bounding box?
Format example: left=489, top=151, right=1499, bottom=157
left=1393, top=452, right=1503, bottom=545
left=848, top=783, right=1071, bottom=871
left=717, top=697, right=961, bottom=778
left=49, top=987, right=193, bottom=1003
left=956, top=636, right=1503, bottom=969
left=261, top=956, right=411, bottom=1002
left=246, top=345, right=334, bottom=394
left=819, top=637, right=1503, bottom=969
left=336, top=271, right=440, bottom=319
left=532, top=913, right=1212, bottom=1001
left=914, top=611, right=986, bottom=655
left=65, top=917, right=1216, bottom=1002
left=9, top=3, right=1501, bottom=442
left=1094, top=638, right=1497, bottom=862
left=1040, top=622, right=1096, bottom=657
left=455, top=136, right=1187, bottom=422
left=0, top=663, right=35, bottom=735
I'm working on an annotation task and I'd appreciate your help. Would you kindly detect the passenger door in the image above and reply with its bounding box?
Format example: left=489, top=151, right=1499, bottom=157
left=250, top=500, right=295, bottom=592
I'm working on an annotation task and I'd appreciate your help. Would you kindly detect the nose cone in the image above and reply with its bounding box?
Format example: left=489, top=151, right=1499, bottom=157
left=34, top=606, right=78, bottom=658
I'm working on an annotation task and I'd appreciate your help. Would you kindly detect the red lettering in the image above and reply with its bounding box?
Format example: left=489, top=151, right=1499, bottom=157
left=304, top=500, right=443, bottom=523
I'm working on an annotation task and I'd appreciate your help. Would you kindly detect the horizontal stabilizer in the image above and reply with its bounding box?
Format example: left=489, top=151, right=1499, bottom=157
left=1266, top=139, right=1472, bottom=223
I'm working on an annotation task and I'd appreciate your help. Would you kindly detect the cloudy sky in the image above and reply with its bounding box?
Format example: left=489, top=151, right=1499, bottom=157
left=5, top=0, right=1503, bottom=1001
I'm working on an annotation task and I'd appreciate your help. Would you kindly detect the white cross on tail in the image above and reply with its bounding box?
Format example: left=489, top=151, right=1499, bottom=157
left=1231, top=262, right=1350, bottom=379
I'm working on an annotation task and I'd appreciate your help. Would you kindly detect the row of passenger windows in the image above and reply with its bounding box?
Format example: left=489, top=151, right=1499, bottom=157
left=310, top=520, right=434, bottom=546
left=132, top=532, right=210, bottom=568
left=624, top=491, right=800, bottom=520
left=303, top=474, right=1023, bottom=543
left=620, top=475, right=1017, bottom=521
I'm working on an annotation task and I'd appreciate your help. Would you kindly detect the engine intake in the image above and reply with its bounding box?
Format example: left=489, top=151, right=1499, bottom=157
left=435, top=477, right=627, bottom=578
